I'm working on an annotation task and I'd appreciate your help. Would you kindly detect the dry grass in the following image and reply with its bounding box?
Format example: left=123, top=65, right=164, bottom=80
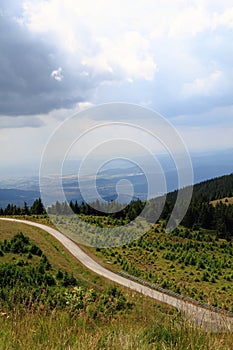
left=210, top=197, right=233, bottom=206
left=0, top=308, right=232, bottom=350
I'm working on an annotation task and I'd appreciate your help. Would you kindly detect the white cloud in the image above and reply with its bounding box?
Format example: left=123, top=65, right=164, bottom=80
left=20, top=0, right=233, bottom=97
left=168, top=5, right=209, bottom=38
left=22, top=1, right=158, bottom=81
left=85, top=31, right=157, bottom=81
left=76, top=101, right=94, bottom=111
left=212, top=6, right=233, bottom=29
left=168, top=2, right=233, bottom=37
left=51, top=67, right=64, bottom=81
left=182, top=70, right=223, bottom=97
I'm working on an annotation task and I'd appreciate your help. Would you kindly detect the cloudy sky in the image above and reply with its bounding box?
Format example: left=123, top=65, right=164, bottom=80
left=0, top=0, right=233, bottom=176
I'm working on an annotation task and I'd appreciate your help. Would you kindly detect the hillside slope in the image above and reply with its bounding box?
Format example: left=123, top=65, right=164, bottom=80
left=2, top=220, right=233, bottom=349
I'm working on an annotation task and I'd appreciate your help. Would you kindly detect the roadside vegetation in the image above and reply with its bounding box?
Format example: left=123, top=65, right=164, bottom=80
left=90, top=221, right=233, bottom=312
left=0, top=220, right=232, bottom=349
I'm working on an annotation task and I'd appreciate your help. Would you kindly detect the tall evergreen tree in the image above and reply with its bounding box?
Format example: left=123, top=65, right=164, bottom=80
left=30, top=198, right=45, bottom=215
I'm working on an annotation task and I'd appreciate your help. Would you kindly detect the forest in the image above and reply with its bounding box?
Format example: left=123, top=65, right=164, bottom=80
left=1, top=173, right=233, bottom=239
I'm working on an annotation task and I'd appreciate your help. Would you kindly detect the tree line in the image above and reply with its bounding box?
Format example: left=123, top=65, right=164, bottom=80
left=159, top=173, right=233, bottom=240
left=180, top=200, right=233, bottom=239
left=2, top=195, right=232, bottom=239
left=48, top=198, right=145, bottom=221
left=0, top=198, right=46, bottom=216
left=0, top=197, right=145, bottom=222
left=0, top=173, right=233, bottom=239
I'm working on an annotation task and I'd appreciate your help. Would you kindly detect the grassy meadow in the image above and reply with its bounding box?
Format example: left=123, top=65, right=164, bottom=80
left=0, top=219, right=233, bottom=349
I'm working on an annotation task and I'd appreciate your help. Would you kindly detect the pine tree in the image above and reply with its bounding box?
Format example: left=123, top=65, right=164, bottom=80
left=30, top=198, right=45, bottom=215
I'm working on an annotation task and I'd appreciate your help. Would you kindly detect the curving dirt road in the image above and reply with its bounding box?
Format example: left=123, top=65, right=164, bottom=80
left=1, top=217, right=232, bottom=332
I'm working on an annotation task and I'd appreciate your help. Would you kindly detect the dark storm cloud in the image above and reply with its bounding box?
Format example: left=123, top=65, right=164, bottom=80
left=0, top=9, right=94, bottom=116
left=0, top=115, right=44, bottom=128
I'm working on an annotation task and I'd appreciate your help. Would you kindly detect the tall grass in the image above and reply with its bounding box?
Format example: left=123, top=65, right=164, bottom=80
left=0, top=301, right=232, bottom=350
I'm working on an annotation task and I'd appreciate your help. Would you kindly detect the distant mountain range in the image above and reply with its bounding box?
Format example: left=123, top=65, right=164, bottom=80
left=0, top=148, right=232, bottom=208
left=0, top=189, right=40, bottom=208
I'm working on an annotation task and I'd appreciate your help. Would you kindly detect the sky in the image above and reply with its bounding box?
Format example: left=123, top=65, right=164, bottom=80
left=0, top=0, right=233, bottom=177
